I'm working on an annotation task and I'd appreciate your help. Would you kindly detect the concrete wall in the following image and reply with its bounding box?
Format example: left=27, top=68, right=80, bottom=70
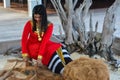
left=0, top=40, right=20, bottom=54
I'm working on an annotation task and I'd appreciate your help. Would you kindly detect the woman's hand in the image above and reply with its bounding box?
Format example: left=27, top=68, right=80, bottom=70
left=37, top=58, right=43, bottom=67
left=23, top=56, right=31, bottom=66
left=23, top=56, right=29, bottom=62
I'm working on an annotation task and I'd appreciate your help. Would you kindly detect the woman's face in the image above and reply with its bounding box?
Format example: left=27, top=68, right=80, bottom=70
left=34, top=14, right=41, bottom=23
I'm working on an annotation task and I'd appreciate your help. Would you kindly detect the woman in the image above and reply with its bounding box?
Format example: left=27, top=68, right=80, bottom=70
left=21, top=4, right=72, bottom=74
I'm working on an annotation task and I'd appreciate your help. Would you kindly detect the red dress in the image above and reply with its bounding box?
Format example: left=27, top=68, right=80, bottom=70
left=21, top=20, right=62, bottom=65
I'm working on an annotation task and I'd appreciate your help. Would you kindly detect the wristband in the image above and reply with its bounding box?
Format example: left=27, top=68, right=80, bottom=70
left=22, top=53, right=28, bottom=57
left=38, top=55, right=42, bottom=60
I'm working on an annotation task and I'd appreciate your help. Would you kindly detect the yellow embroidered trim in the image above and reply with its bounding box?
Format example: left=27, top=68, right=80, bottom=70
left=22, top=53, right=28, bottom=57
left=30, top=20, right=33, bottom=27
left=56, top=47, right=66, bottom=66
left=38, top=55, right=42, bottom=59
left=36, top=25, right=42, bottom=41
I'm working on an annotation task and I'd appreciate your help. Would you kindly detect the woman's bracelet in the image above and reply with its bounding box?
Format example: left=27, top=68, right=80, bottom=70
left=38, top=55, right=42, bottom=60
left=22, top=53, right=28, bottom=57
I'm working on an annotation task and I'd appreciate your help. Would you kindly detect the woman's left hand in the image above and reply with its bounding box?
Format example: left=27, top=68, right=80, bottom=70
left=36, top=58, right=43, bottom=67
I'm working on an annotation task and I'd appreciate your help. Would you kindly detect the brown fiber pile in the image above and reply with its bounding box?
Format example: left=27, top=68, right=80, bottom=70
left=63, top=57, right=109, bottom=80
left=0, top=59, right=63, bottom=80
left=0, top=57, right=109, bottom=80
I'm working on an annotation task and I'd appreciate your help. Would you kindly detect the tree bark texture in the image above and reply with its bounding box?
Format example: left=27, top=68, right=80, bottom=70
left=51, top=0, right=120, bottom=61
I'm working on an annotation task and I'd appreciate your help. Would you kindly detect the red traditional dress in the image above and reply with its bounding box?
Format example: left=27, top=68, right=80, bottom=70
left=21, top=20, right=62, bottom=66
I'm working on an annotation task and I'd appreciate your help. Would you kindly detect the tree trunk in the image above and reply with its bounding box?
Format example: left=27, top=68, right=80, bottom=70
left=51, top=0, right=120, bottom=62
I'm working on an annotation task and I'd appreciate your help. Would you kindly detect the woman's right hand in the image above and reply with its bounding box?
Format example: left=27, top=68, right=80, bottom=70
left=23, top=56, right=29, bottom=62
left=23, top=56, right=31, bottom=66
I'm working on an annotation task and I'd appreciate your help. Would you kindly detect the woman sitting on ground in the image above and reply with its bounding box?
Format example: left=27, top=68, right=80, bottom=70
left=21, top=4, right=72, bottom=74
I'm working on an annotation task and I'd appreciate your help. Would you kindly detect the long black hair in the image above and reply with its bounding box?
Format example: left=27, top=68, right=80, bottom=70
left=32, top=4, right=47, bottom=32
